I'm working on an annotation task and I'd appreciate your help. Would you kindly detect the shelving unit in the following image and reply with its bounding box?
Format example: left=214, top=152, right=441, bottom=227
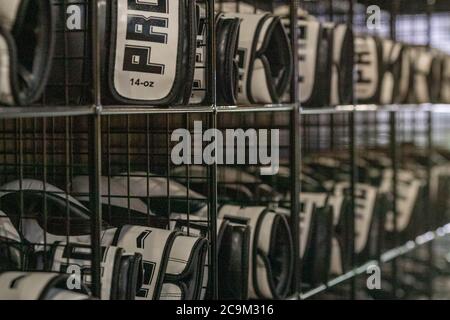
left=0, top=0, right=449, bottom=300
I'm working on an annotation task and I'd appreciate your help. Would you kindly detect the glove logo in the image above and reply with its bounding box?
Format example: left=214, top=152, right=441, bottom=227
left=136, top=230, right=152, bottom=249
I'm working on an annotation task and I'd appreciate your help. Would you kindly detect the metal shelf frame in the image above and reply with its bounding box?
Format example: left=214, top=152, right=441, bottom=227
left=0, top=0, right=449, bottom=301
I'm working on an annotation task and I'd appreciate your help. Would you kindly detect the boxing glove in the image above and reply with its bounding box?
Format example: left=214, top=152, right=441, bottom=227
left=219, top=205, right=293, bottom=300
left=355, top=36, right=383, bottom=104
left=103, top=0, right=198, bottom=105
left=0, top=0, right=54, bottom=105
left=223, top=12, right=292, bottom=105
left=328, top=23, right=354, bottom=106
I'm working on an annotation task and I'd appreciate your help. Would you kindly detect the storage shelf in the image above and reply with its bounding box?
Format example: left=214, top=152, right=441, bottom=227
left=301, top=104, right=450, bottom=115
left=0, top=104, right=447, bottom=119
left=300, top=223, right=450, bottom=300
left=101, top=105, right=215, bottom=115
left=0, top=106, right=95, bottom=119
left=217, top=103, right=297, bottom=113
left=301, top=105, right=355, bottom=115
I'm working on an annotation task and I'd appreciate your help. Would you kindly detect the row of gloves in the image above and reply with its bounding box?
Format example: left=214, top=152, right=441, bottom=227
left=0, top=176, right=295, bottom=300
left=0, top=0, right=291, bottom=107
left=1, top=155, right=445, bottom=299
left=1, top=146, right=448, bottom=299
left=169, top=162, right=424, bottom=287
left=2, top=1, right=448, bottom=108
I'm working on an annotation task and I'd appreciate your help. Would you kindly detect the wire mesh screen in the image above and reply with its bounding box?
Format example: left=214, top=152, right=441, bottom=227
left=0, top=116, right=93, bottom=273
left=101, top=113, right=214, bottom=224
left=42, top=0, right=92, bottom=106
left=214, top=111, right=292, bottom=207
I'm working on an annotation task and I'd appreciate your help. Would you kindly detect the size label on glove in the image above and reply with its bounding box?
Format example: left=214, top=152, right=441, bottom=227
left=113, top=0, right=179, bottom=101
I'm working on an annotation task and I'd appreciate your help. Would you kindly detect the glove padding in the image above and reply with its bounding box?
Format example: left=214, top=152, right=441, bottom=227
left=224, top=12, right=292, bottom=105
left=0, top=0, right=54, bottom=105
left=0, top=271, right=92, bottom=300
left=219, top=205, right=293, bottom=300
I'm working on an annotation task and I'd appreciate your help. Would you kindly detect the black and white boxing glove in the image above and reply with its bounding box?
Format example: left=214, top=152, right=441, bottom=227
left=0, top=179, right=207, bottom=301
left=216, top=14, right=241, bottom=105
left=218, top=205, right=293, bottom=300
left=71, top=175, right=209, bottom=301
left=354, top=36, right=383, bottom=104
left=334, top=182, right=386, bottom=265
left=411, top=47, right=443, bottom=104
left=0, top=0, right=54, bottom=106
left=396, top=44, right=413, bottom=104
left=171, top=215, right=251, bottom=300
left=223, top=12, right=292, bottom=105
left=34, top=242, right=143, bottom=300
left=381, top=169, right=425, bottom=240
left=327, top=194, right=352, bottom=277
left=296, top=192, right=333, bottom=285
left=103, top=0, right=198, bottom=105
left=328, top=23, right=354, bottom=106
left=289, top=17, right=332, bottom=107
left=82, top=174, right=246, bottom=300
left=278, top=8, right=332, bottom=107
left=0, top=272, right=93, bottom=300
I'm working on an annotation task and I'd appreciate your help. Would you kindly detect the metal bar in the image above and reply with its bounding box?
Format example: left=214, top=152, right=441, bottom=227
left=88, top=0, right=103, bottom=298
left=290, top=0, right=301, bottom=298
left=102, top=106, right=214, bottom=115
left=425, top=0, right=435, bottom=300
left=426, top=110, right=434, bottom=298
left=0, top=106, right=95, bottom=119
left=389, top=110, right=399, bottom=299
left=348, top=0, right=356, bottom=300
left=207, top=0, right=219, bottom=300
left=301, top=224, right=450, bottom=300
left=217, top=104, right=296, bottom=113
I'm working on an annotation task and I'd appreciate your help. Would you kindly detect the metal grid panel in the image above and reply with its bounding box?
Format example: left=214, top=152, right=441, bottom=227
left=0, top=0, right=449, bottom=301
